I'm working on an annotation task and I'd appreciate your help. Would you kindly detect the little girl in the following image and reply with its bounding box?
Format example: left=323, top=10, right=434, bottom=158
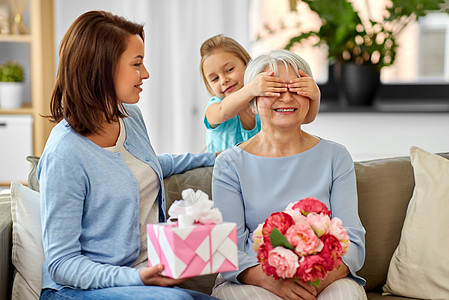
left=200, top=34, right=321, bottom=152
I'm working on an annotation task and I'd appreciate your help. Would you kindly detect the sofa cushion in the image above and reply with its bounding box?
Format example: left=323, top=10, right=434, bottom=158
left=164, top=166, right=213, bottom=210
left=382, top=147, right=449, bottom=298
left=355, top=151, right=449, bottom=293
left=366, top=292, right=417, bottom=300
left=10, top=181, right=42, bottom=300
left=0, top=200, right=12, bottom=300
left=355, top=155, right=415, bottom=291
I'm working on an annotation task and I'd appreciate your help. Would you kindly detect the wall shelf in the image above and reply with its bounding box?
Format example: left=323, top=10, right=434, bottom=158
left=0, top=102, right=32, bottom=114
left=0, top=34, right=32, bottom=43
left=0, top=0, right=55, bottom=184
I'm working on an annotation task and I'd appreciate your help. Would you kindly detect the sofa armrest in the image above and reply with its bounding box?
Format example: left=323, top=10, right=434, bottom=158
left=0, top=200, right=12, bottom=300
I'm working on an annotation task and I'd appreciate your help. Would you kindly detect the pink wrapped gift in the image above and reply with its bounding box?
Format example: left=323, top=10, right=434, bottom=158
left=147, top=222, right=238, bottom=278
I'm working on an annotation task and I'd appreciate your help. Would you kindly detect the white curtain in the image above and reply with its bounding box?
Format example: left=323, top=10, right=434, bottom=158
left=54, top=0, right=250, bottom=154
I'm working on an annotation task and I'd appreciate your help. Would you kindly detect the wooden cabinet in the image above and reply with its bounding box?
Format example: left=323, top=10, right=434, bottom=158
left=0, top=114, right=33, bottom=182
left=0, top=0, right=55, bottom=185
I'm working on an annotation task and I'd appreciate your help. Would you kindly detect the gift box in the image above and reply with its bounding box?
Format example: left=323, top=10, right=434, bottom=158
left=147, top=222, right=238, bottom=278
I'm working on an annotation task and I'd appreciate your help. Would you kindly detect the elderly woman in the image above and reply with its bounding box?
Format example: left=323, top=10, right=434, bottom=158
left=211, top=50, right=366, bottom=300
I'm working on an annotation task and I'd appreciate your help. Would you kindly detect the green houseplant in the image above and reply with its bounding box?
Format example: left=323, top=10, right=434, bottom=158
left=0, top=61, right=25, bottom=109
left=0, top=61, right=24, bottom=82
left=285, top=0, right=449, bottom=105
left=0, top=61, right=23, bottom=82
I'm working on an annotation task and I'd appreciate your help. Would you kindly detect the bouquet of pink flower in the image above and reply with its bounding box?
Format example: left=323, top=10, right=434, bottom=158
left=253, top=197, right=350, bottom=287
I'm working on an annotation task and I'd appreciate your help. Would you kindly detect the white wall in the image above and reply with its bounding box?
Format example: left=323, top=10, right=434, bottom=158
left=303, top=112, right=449, bottom=161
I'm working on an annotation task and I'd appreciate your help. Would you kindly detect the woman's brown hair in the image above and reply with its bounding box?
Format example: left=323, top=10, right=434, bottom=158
left=200, top=34, right=251, bottom=96
left=50, top=10, right=144, bottom=135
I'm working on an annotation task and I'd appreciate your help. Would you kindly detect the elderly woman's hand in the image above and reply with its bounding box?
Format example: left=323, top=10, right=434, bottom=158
left=313, top=262, right=350, bottom=295
left=269, top=278, right=318, bottom=300
left=239, top=264, right=318, bottom=300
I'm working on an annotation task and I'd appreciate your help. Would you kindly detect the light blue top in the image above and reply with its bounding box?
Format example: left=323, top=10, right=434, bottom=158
left=37, top=104, right=215, bottom=291
left=212, top=139, right=366, bottom=285
left=204, top=96, right=261, bottom=153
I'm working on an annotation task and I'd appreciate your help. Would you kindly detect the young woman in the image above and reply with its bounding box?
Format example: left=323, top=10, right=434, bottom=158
left=38, top=10, right=217, bottom=300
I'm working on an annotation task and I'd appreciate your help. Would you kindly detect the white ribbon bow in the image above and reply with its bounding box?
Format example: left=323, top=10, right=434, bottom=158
left=168, top=188, right=223, bottom=227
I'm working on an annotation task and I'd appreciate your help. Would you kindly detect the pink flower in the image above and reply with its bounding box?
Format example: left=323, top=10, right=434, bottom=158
left=292, top=197, right=331, bottom=216
left=285, top=221, right=323, bottom=256
left=262, top=212, right=294, bottom=240
left=257, top=242, right=277, bottom=278
left=285, top=202, right=307, bottom=224
left=252, top=223, right=264, bottom=252
left=268, top=247, right=300, bottom=279
left=297, top=254, right=328, bottom=283
left=328, top=217, right=350, bottom=254
left=320, top=234, right=343, bottom=271
left=255, top=196, right=350, bottom=284
left=306, top=212, right=331, bottom=237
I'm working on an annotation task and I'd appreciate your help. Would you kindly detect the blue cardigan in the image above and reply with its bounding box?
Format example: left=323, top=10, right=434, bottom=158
left=37, top=104, right=215, bottom=290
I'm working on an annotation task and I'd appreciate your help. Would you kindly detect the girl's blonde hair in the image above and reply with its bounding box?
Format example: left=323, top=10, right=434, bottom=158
left=200, top=34, right=251, bottom=96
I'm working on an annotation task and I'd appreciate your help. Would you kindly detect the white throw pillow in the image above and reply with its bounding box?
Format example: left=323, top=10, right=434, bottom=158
left=383, top=147, right=449, bottom=299
left=10, top=181, right=42, bottom=300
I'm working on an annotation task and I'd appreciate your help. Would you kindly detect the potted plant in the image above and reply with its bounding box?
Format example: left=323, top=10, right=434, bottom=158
left=0, top=61, right=25, bottom=109
left=285, top=0, right=448, bottom=106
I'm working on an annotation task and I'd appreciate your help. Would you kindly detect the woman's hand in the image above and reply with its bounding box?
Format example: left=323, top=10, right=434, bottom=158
left=287, top=70, right=320, bottom=102
left=313, top=262, right=350, bottom=294
left=268, top=277, right=318, bottom=300
left=238, top=265, right=317, bottom=300
left=272, top=263, right=350, bottom=298
left=139, top=264, right=188, bottom=287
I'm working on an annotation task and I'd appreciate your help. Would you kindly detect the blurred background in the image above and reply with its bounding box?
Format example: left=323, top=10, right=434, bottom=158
left=51, top=0, right=449, bottom=155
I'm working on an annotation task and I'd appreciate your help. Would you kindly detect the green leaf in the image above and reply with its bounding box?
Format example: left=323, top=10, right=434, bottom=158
left=270, top=228, right=294, bottom=250
left=311, top=279, right=320, bottom=287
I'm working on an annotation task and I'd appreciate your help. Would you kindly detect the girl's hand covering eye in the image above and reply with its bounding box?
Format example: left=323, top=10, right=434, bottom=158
left=287, top=70, right=320, bottom=102
left=248, top=71, right=288, bottom=98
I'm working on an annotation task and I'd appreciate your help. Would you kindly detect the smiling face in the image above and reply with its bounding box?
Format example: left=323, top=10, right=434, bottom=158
left=202, top=51, right=246, bottom=99
left=257, top=63, right=310, bottom=130
left=114, top=34, right=150, bottom=104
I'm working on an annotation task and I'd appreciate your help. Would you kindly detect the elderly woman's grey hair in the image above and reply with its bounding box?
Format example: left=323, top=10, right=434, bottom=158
left=244, top=49, right=313, bottom=112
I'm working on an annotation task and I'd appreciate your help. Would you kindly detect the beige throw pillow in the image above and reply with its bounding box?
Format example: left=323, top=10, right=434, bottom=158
left=383, top=147, right=449, bottom=299
left=10, top=181, right=42, bottom=300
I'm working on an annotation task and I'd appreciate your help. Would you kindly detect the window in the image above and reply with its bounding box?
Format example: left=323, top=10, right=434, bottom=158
left=250, top=0, right=449, bottom=104
left=418, top=13, right=449, bottom=81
